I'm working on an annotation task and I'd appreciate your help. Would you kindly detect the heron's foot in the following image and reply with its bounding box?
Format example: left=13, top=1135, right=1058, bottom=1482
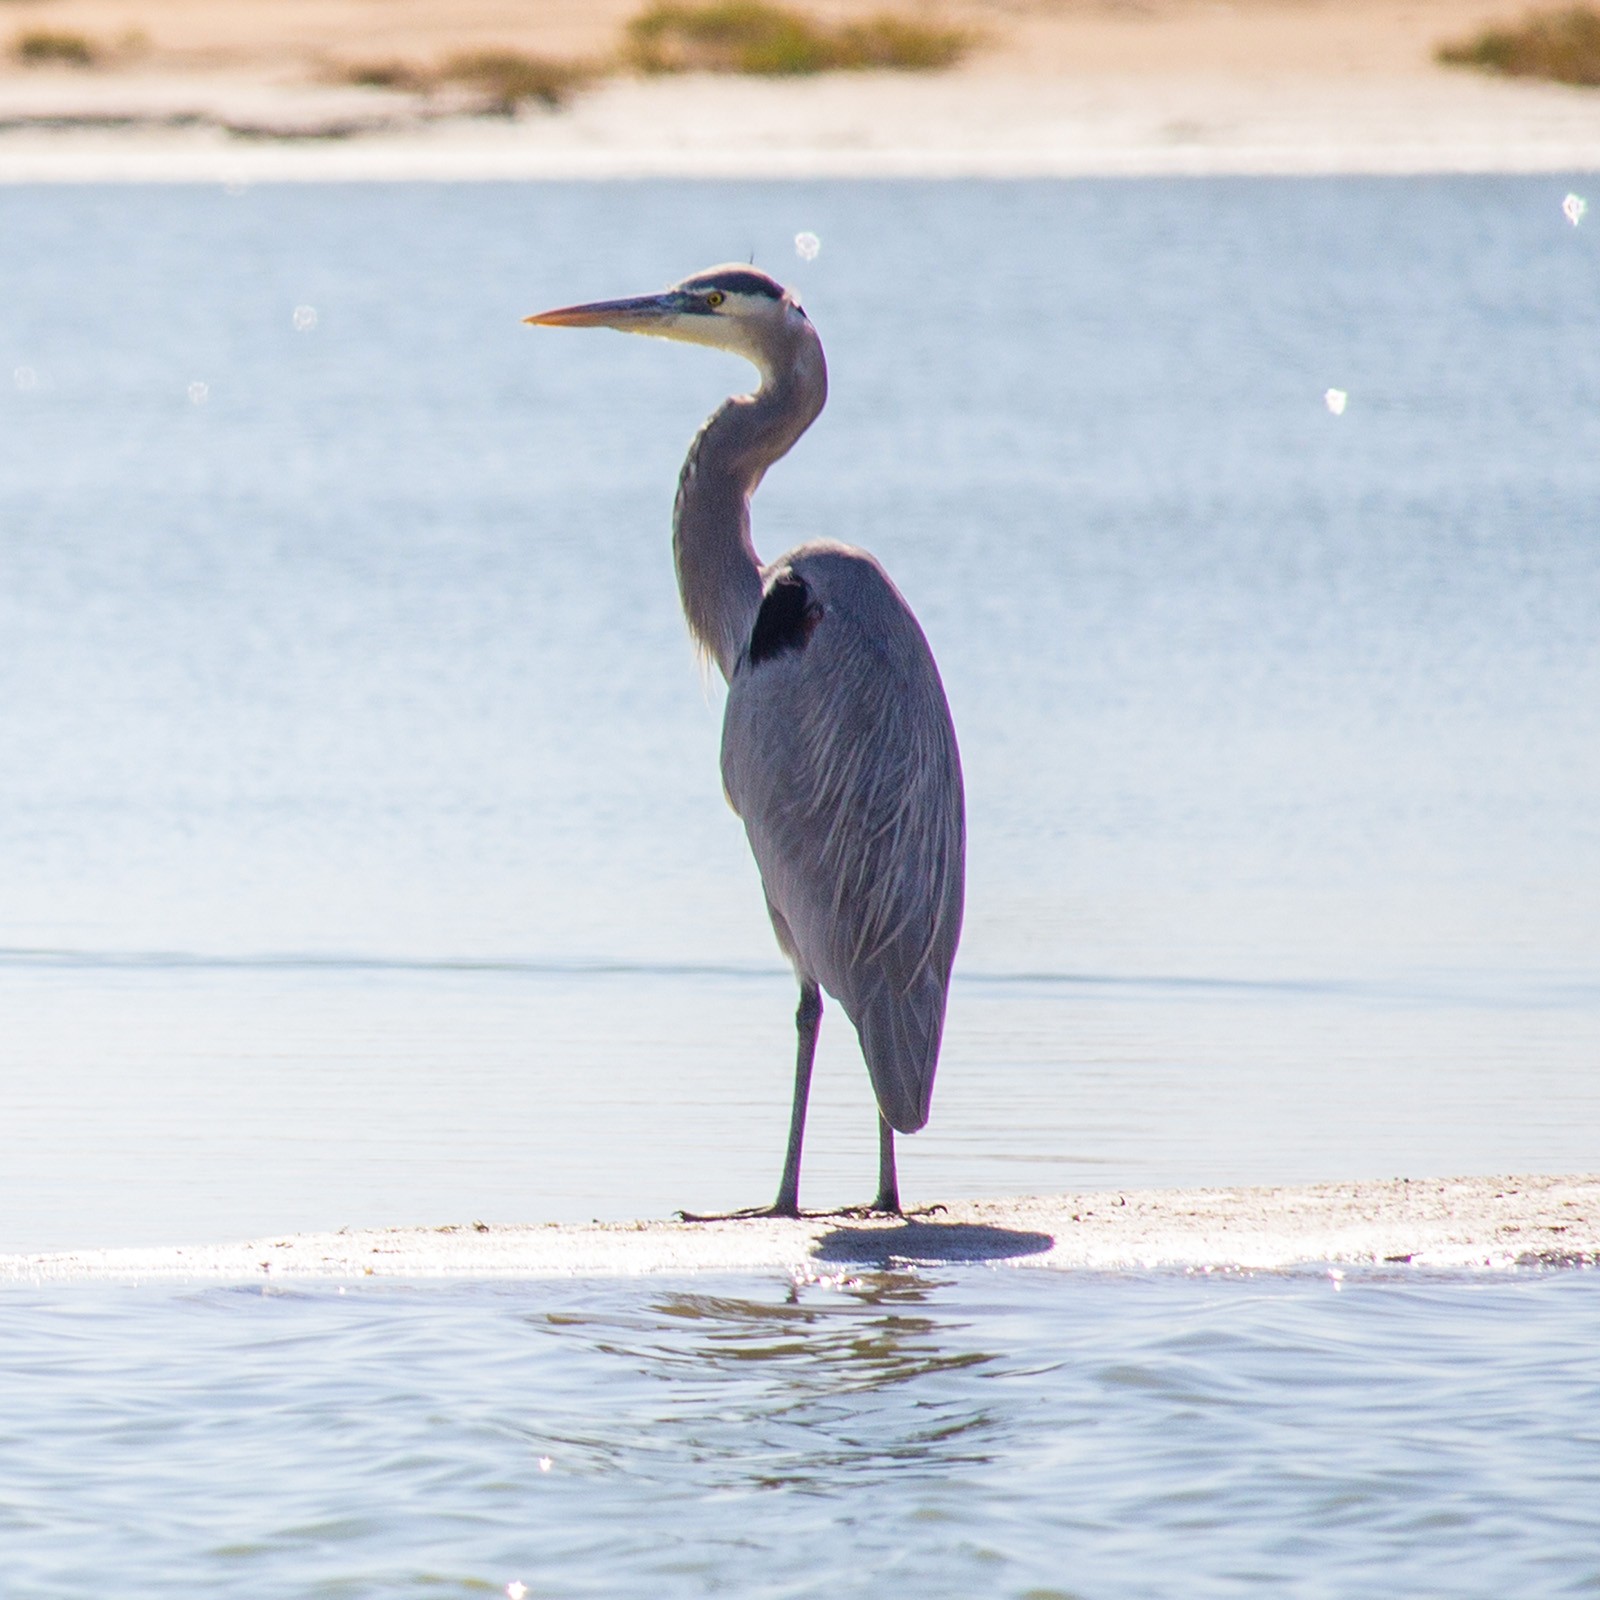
left=676, top=1202, right=803, bottom=1223
left=831, top=1196, right=904, bottom=1220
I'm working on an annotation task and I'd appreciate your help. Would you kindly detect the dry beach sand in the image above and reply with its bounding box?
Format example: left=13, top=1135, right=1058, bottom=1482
left=4, top=1174, right=1596, bottom=1282
left=1, top=0, right=1598, bottom=177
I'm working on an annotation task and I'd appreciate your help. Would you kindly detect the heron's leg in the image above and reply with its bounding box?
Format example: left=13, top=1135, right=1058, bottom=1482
left=770, top=981, right=822, bottom=1217
left=677, top=981, right=821, bottom=1222
left=871, top=1115, right=902, bottom=1215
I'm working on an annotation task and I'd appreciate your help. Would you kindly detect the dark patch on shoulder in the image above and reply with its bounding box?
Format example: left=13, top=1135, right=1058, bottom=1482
left=748, top=571, right=824, bottom=667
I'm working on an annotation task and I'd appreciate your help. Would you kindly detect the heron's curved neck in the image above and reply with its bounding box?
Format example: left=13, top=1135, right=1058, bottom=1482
left=672, top=334, right=827, bottom=680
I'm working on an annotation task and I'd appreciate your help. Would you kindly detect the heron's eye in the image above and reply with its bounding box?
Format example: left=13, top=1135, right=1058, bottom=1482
left=705, top=291, right=726, bottom=308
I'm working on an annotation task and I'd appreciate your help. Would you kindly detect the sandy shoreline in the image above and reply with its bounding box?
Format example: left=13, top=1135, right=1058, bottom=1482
left=1, top=70, right=1598, bottom=179
left=1, top=0, right=1599, bottom=178
left=4, top=1174, right=1595, bottom=1283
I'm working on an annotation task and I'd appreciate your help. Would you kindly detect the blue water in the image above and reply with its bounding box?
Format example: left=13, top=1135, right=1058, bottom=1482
left=2, top=177, right=1598, bottom=1593
left=3, top=1267, right=1599, bottom=1598
left=2, top=177, right=1597, bottom=1246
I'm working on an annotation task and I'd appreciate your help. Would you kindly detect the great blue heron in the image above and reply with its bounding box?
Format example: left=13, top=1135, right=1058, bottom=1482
left=527, top=263, right=964, bottom=1217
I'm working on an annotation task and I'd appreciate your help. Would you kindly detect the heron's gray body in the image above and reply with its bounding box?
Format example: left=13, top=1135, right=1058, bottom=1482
left=528, top=262, right=964, bottom=1213
left=723, top=543, right=964, bottom=1133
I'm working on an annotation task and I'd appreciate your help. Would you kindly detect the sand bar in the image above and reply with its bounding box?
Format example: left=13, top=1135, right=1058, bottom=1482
left=4, top=1174, right=1596, bottom=1284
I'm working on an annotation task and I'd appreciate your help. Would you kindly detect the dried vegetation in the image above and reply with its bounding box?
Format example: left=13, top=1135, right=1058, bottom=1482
left=344, top=49, right=595, bottom=109
left=347, top=0, right=974, bottom=103
left=14, top=28, right=98, bottom=66
left=1436, top=4, right=1600, bottom=86
left=627, top=1, right=973, bottom=74
left=10, top=1, right=972, bottom=111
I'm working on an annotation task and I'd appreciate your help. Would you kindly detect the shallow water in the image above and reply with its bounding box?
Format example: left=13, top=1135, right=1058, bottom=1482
left=3, top=1267, right=1599, bottom=1598
left=3, top=177, right=1599, bottom=1599
left=2, top=178, right=1598, bottom=1248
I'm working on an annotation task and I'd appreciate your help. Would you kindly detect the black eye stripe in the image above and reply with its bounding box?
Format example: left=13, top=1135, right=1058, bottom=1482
left=684, top=269, right=784, bottom=301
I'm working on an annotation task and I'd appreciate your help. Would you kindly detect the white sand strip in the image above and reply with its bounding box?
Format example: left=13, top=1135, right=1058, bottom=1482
left=2, top=71, right=1599, bottom=181
left=3, top=1174, right=1595, bottom=1283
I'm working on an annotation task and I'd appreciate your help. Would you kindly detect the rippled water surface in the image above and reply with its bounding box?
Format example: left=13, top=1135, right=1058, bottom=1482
left=3, top=1267, right=1599, bottom=1598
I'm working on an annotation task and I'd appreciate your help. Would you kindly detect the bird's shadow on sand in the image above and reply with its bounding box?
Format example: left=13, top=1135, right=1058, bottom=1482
left=811, top=1219, right=1054, bottom=1268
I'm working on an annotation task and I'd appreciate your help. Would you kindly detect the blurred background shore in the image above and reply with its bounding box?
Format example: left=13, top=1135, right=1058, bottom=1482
left=1, top=0, right=1598, bottom=177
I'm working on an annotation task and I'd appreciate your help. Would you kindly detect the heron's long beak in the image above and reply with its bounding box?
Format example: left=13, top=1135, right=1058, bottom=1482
left=524, top=292, right=681, bottom=332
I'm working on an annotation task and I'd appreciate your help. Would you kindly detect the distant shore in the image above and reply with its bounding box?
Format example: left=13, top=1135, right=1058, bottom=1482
left=1, top=70, right=1598, bottom=180
left=5, top=1174, right=1595, bottom=1282
left=1, top=0, right=1599, bottom=178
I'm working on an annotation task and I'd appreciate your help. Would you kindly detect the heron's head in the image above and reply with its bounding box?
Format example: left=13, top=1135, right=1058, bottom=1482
left=525, top=264, right=811, bottom=384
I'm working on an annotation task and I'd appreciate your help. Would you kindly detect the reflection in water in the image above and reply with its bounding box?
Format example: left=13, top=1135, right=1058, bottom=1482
left=531, top=1274, right=1001, bottom=1487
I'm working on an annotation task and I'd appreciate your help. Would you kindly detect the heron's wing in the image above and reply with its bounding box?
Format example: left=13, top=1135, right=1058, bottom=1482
left=721, top=546, right=965, bottom=1133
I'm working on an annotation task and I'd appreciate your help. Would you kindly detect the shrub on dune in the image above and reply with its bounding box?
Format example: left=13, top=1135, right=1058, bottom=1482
left=627, top=1, right=972, bottom=76
left=1437, top=5, right=1600, bottom=86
